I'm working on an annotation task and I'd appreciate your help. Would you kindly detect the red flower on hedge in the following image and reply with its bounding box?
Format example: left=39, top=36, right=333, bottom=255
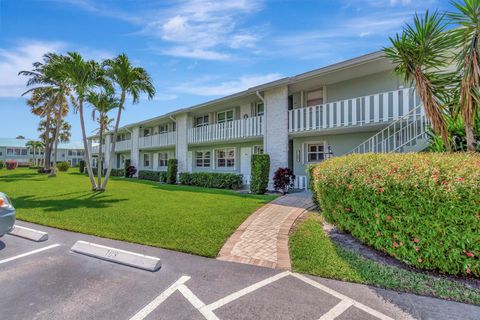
left=393, top=242, right=399, bottom=248
left=344, top=207, right=352, bottom=212
left=378, top=187, right=385, bottom=193
left=457, top=177, right=465, bottom=182
left=418, top=258, right=423, bottom=263
left=413, top=238, right=420, bottom=243
left=387, top=215, right=392, bottom=221
left=348, top=184, right=353, bottom=190
left=465, top=251, right=475, bottom=258
left=466, top=267, right=471, bottom=274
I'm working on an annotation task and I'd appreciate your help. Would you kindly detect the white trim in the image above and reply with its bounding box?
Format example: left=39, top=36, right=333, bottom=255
left=216, top=109, right=235, bottom=124
left=303, top=140, right=330, bottom=165
left=213, top=147, right=236, bottom=170
left=194, top=149, right=212, bottom=168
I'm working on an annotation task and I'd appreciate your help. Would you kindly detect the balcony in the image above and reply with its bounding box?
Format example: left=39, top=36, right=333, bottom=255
left=188, top=116, right=263, bottom=144
left=288, top=88, right=417, bottom=133
left=139, top=132, right=176, bottom=149
left=115, top=139, right=132, bottom=152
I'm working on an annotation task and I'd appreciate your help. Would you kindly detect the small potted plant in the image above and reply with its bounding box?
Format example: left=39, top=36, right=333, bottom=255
left=273, top=167, right=296, bottom=195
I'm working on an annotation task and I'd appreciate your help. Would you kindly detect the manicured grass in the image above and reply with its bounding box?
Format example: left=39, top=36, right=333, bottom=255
left=290, top=213, right=480, bottom=305
left=0, top=168, right=276, bottom=257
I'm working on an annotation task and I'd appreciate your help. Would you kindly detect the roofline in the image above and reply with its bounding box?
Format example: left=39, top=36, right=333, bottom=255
left=88, top=50, right=387, bottom=139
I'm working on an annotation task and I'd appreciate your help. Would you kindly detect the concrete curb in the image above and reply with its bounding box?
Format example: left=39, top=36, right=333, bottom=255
left=71, top=240, right=162, bottom=272
left=8, top=225, right=49, bottom=242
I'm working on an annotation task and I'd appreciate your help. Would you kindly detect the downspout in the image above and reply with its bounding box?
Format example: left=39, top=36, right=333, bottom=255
left=256, top=90, right=266, bottom=151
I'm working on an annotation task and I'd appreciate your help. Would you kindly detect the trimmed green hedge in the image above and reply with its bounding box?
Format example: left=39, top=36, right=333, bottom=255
left=57, top=162, right=70, bottom=172
left=110, top=168, right=125, bottom=177
left=179, top=172, right=243, bottom=189
left=167, top=159, right=178, bottom=184
left=310, top=153, right=480, bottom=277
left=250, top=154, right=270, bottom=194
left=138, top=170, right=167, bottom=182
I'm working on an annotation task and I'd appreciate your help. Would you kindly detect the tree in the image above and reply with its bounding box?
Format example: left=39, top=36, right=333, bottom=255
left=26, top=140, right=43, bottom=166
left=87, top=91, right=118, bottom=188
left=100, top=54, right=155, bottom=190
left=449, top=0, right=480, bottom=151
left=61, top=52, right=109, bottom=190
left=383, top=11, right=453, bottom=150
left=16, top=135, right=25, bottom=140
left=19, top=53, right=72, bottom=175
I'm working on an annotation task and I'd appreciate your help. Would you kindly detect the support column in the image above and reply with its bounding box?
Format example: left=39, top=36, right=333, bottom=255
left=264, top=85, right=289, bottom=180
left=175, top=112, right=189, bottom=173
left=104, top=134, right=111, bottom=169
left=131, top=127, right=140, bottom=177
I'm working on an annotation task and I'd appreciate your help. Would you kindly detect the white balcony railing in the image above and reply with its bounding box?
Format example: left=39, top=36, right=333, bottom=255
left=115, top=139, right=132, bottom=152
left=288, top=88, right=417, bottom=133
left=188, top=116, right=263, bottom=144
left=139, top=132, right=176, bottom=149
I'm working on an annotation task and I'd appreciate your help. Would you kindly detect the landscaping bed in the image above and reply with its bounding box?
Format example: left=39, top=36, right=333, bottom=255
left=0, top=168, right=276, bottom=257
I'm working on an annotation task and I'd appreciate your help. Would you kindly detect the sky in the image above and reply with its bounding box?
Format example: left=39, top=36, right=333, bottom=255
left=0, top=0, right=451, bottom=141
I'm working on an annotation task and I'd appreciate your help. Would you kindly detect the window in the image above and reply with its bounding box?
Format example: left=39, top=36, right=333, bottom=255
left=143, top=153, right=150, bottom=167
left=158, top=152, right=168, bottom=167
left=253, top=145, right=264, bottom=155
left=21, top=149, right=27, bottom=156
left=216, top=148, right=235, bottom=168
left=306, top=143, right=331, bottom=163
left=143, top=128, right=152, bottom=137
left=158, top=124, right=168, bottom=134
left=217, top=110, right=234, bottom=124
left=6, top=148, right=13, bottom=156
left=307, top=89, right=324, bottom=107
left=195, top=115, right=209, bottom=127
left=255, top=103, right=264, bottom=116
left=68, top=150, right=73, bottom=156
left=195, top=151, right=211, bottom=167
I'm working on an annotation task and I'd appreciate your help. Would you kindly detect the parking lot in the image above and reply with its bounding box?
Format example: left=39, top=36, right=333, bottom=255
left=1, top=222, right=479, bottom=320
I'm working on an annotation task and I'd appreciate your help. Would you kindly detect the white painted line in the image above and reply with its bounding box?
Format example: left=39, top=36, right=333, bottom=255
left=71, top=240, right=161, bottom=272
left=291, top=273, right=395, bottom=320
left=0, top=244, right=60, bottom=265
left=319, top=300, right=352, bottom=320
left=129, top=276, right=191, bottom=320
left=206, top=271, right=291, bottom=311
left=178, top=285, right=220, bottom=320
left=8, top=225, right=48, bottom=242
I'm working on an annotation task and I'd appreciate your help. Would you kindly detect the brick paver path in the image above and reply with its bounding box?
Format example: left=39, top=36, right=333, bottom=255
left=218, top=192, right=314, bottom=270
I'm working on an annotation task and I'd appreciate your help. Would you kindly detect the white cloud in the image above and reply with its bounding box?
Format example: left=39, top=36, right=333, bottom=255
left=172, top=73, right=284, bottom=96
left=161, top=47, right=231, bottom=61
left=0, top=41, right=65, bottom=98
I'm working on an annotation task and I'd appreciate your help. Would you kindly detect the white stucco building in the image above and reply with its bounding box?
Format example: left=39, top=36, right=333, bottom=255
left=88, top=51, right=428, bottom=188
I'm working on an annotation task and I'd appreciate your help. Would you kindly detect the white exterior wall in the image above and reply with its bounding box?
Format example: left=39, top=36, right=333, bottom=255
left=264, top=85, right=289, bottom=177
left=175, top=113, right=189, bottom=173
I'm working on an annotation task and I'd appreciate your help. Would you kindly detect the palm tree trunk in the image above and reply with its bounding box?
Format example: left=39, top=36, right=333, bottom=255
left=79, top=98, right=98, bottom=190
left=98, top=119, right=104, bottom=188
left=50, top=104, right=64, bottom=177
left=44, top=115, right=52, bottom=170
left=101, top=91, right=125, bottom=190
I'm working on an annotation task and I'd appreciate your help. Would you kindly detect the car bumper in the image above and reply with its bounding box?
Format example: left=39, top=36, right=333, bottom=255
left=0, top=207, right=16, bottom=236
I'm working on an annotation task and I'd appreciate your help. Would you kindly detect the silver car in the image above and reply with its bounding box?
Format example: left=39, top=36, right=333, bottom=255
left=0, top=192, right=15, bottom=237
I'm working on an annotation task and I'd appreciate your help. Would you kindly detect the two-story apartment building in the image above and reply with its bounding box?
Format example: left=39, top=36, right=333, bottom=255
left=0, top=138, right=85, bottom=167
left=88, top=51, right=428, bottom=188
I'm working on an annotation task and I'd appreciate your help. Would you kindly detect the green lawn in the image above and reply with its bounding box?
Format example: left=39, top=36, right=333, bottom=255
left=0, top=168, right=275, bottom=257
left=290, top=213, right=480, bottom=305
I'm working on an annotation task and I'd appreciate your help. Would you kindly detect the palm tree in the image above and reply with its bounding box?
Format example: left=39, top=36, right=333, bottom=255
left=383, top=11, right=453, bottom=150
left=100, top=54, right=155, bottom=190
left=61, top=52, right=109, bottom=190
left=449, top=0, right=480, bottom=151
left=19, top=53, right=72, bottom=175
left=25, top=140, right=37, bottom=166
left=87, top=91, right=118, bottom=188
left=53, top=120, right=72, bottom=167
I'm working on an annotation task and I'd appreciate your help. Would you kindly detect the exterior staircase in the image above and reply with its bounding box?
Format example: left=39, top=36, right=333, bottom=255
left=350, top=104, right=429, bottom=154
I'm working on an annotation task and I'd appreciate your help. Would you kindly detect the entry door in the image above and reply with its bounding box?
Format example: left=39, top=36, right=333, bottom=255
left=240, top=147, right=252, bottom=182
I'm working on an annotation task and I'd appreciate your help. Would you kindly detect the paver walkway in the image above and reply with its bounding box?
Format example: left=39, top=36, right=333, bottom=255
left=218, top=191, right=314, bottom=269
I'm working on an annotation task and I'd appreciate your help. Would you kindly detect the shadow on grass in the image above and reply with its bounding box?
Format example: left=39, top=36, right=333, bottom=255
left=0, top=172, right=44, bottom=182
left=12, top=192, right=128, bottom=213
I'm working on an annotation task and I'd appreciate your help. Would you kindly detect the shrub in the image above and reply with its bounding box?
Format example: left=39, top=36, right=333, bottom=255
left=310, top=153, right=480, bottom=277
left=138, top=170, right=167, bottom=182
left=57, top=161, right=70, bottom=172
left=0, top=160, right=4, bottom=169
left=79, top=160, right=85, bottom=174
left=179, top=172, right=243, bottom=189
left=124, top=159, right=131, bottom=178
left=38, top=168, right=51, bottom=174
left=250, top=154, right=270, bottom=194
left=5, top=160, right=18, bottom=170
left=126, top=165, right=137, bottom=178
left=273, top=167, right=295, bottom=194
left=166, top=159, right=178, bottom=184
left=110, top=168, right=125, bottom=177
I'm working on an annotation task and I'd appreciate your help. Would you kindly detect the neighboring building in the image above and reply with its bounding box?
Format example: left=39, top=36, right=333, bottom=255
left=88, top=51, right=428, bottom=188
left=0, top=138, right=85, bottom=167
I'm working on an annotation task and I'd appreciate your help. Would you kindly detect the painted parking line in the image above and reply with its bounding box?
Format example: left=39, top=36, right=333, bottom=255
left=129, top=276, right=191, bottom=320
left=8, top=225, right=49, bottom=242
left=0, top=244, right=61, bottom=265
left=129, top=271, right=399, bottom=320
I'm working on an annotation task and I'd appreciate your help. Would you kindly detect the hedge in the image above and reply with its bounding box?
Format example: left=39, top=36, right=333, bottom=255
left=110, top=168, right=125, bottom=177
left=166, top=159, right=178, bottom=184
left=57, top=161, right=70, bottom=172
left=138, top=170, right=167, bottom=182
left=179, top=172, right=243, bottom=189
left=250, top=154, right=270, bottom=194
left=310, top=153, right=480, bottom=277
left=0, top=160, right=4, bottom=169
left=79, top=160, right=85, bottom=174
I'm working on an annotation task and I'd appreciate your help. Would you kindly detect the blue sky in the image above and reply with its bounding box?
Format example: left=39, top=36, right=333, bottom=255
left=0, top=0, right=450, bottom=141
